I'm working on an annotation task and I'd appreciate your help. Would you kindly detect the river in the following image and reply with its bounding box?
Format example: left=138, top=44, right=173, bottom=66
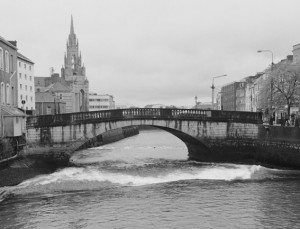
left=1, top=129, right=300, bottom=228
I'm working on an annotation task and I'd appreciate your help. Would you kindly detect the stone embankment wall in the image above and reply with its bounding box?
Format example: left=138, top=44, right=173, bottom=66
left=22, top=126, right=139, bottom=166
left=186, top=124, right=300, bottom=169
left=0, top=126, right=139, bottom=187
left=0, top=138, right=14, bottom=162
left=0, top=136, right=26, bottom=169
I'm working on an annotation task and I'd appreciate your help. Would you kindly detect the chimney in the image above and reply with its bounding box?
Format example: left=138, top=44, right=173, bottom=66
left=287, top=55, right=293, bottom=61
left=8, top=40, right=17, bottom=47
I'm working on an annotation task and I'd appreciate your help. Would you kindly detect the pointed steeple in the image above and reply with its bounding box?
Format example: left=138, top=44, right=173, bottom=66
left=70, top=15, right=74, bottom=35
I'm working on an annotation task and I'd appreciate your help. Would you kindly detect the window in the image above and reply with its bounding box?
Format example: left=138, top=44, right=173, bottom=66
left=46, top=106, right=51, bottom=114
left=20, top=95, right=22, bottom=100
left=31, top=96, right=32, bottom=102
left=0, top=48, right=3, bottom=70
left=10, top=55, right=13, bottom=73
left=20, top=84, right=22, bottom=89
left=29, top=65, right=31, bottom=71
left=19, top=73, right=21, bottom=79
left=30, top=86, right=32, bottom=91
left=30, top=76, right=32, bottom=81
left=1, top=83, right=4, bottom=104
left=24, top=63, right=26, bottom=69
left=25, top=74, right=27, bottom=80
left=19, top=61, right=21, bottom=67
left=16, top=117, right=19, bottom=123
left=6, top=84, right=9, bottom=104
left=26, top=95, right=28, bottom=101
left=11, top=86, right=14, bottom=106
left=25, top=85, right=27, bottom=91
left=5, top=51, right=9, bottom=73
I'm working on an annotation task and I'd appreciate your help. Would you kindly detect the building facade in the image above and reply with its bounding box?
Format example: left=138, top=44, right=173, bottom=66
left=292, top=43, right=300, bottom=64
left=235, top=81, right=246, bottom=111
left=221, top=82, right=242, bottom=111
left=0, top=37, right=25, bottom=137
left=89, top=92, right=115, bottom=111
left=17, top=52, right=35, bottom=112
left=61, top=16, right=89, bottom=112
left=35, top=92, right=66, bottom=115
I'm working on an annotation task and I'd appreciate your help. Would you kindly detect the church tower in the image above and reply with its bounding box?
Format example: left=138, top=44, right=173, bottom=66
left=61, top=15, right=89, bottom=112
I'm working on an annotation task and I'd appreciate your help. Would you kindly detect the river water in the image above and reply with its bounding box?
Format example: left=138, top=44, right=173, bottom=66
left=1, top=129, right=300, bottom=229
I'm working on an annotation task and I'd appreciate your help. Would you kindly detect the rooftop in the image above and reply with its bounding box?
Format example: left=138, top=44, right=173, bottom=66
left=17, top=52, right=34, bottom=64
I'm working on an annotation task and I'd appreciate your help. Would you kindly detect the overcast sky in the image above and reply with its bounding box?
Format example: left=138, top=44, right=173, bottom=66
left=2, top=0, right=300, bottom=107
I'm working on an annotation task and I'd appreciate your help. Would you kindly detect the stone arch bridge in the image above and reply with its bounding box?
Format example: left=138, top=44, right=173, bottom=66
left=25, top=108, right=300, bottom=169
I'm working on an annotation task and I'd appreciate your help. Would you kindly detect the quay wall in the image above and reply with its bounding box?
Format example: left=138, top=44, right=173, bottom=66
left=0, top=126, right=138, bottom=187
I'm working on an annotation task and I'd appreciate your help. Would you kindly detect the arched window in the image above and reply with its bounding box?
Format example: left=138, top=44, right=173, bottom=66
left=1, top=82, right=5, bottom=104
left=5, top=51, right=9, bottom=73
left=0, top=48, right=3, bottom=70
left=6, top=84, right=10, bottom=104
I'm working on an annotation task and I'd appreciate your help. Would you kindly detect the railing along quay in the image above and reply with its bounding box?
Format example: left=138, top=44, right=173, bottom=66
left=26, top=108, right=263, bottom=128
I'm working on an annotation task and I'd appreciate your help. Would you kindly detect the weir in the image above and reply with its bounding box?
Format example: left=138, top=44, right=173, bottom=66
left=24, top=108, right=300, bottom=169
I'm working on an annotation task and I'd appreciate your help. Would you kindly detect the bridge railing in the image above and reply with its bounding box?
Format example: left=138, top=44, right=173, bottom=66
left=26, top=108, right=262, bottom=128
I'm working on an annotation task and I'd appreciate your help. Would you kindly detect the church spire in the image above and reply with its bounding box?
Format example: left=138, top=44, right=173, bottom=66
left=70, top=15, right=74, bottom=35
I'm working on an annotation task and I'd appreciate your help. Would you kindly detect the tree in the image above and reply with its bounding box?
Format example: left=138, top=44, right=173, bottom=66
left=257, top=61, right=300, bottom=118
left=271, top=63, right=300, bottom=116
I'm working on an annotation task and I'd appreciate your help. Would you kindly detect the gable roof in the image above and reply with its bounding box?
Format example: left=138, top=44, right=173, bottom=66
left=0, top=36, right=17, bottom=50
left=1, top=106, right=25, bottom=117
left=17, top=52, right=34, bottom=64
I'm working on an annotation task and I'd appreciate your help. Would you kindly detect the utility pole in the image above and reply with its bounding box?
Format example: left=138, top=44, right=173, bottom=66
left=211, top=74, right=227, bottom=108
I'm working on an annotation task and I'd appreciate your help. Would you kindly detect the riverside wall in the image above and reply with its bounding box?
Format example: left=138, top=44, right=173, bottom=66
left=0, top=126, right=139, bottom=187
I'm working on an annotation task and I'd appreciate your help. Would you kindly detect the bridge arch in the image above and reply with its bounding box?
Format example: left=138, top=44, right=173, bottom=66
left=75, top=123, right=212, bottom=160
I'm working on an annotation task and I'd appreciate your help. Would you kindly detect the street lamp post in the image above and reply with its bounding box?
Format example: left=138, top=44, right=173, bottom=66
left=257, top=50, right=274, bottom=111
left=211, top=74, right=227, bottom=107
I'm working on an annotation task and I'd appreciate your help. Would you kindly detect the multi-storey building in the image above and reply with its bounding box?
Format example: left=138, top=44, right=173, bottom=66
left=221, top=82, right=243, bottom=111
left=236, top=81, right=246, bottom=111
left=0, top=37, right=25, bottom=137
left=292, top=43, right=300, bottom=64
left=17, top=52, right=35, bottom=113
left=89, top=92, right=115, bottom=111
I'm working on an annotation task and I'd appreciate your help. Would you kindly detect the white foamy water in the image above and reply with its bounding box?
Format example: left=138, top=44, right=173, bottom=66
left=14, top=164, right=261, bottom=191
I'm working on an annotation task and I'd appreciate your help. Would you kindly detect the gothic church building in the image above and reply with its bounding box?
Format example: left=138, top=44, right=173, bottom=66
left=35, top=16, right=89, bottom=114
left=61, top=16, right=89, bottom=112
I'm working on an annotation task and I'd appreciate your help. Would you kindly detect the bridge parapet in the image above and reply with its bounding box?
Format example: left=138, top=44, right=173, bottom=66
left=27, top=108, right=262, bottom=128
